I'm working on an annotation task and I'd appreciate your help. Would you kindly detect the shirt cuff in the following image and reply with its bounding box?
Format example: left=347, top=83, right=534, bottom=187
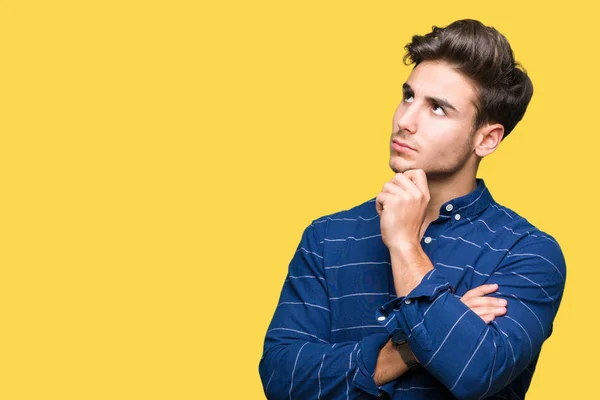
left=352, top=333, right=393, bottom=397
left=375, top=269, right=453, bottom=342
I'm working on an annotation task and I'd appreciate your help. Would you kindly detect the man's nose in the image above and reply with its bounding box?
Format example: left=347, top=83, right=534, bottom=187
left=396, top=105, right=418, bottom=135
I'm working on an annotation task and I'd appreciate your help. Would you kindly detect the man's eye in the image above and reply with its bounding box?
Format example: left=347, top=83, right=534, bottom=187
left=403, top=95, right=414, bottom=103
left=432, top=105, right=445, bottom=116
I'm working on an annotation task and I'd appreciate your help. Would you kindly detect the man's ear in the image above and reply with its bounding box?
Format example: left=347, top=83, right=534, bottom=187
left=475, top=123, right=504, bottom=158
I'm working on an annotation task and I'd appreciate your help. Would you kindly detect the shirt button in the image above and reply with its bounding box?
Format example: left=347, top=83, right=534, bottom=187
left=377, top=315, right=386, bottom=322
left=445, top=204, right=454, bottom=211
left=404, top=299, right=412, bottom=305
left=424, top=236, right=432, bottom=244
left=454, top=214, right=461, bottom=221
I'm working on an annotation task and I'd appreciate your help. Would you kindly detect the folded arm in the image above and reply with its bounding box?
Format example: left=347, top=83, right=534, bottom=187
left=377, top=237, right=566, bottom=400
left=259, top=222, right=393, bottom=399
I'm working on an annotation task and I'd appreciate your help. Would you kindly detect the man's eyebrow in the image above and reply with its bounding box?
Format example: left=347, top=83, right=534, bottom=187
left=402, top=82, right=459, bottom=113
left=426, top=96, right=458, bottom=113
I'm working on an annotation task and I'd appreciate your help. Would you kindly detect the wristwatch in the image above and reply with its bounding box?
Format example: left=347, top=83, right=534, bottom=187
left=392, top=339, right=420, bottom=370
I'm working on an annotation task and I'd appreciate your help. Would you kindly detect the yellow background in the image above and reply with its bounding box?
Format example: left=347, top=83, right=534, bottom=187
left=1, top=1, right=595, bottom=398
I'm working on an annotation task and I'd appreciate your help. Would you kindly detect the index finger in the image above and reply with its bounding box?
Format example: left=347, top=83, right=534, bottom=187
left=461, top=283, right=499, bottom=300
left=403, top=169, right=429, bottom=198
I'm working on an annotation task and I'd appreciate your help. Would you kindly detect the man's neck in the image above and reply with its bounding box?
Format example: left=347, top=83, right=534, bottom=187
left=424, top=172, right=478, bottom=227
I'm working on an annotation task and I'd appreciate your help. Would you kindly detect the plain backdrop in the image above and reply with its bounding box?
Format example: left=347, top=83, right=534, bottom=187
left=1, top=1, right=596, bottom=398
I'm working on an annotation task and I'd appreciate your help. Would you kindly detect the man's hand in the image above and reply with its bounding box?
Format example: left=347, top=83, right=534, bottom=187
left=374, top=284, right=507, bottom=386
left=461, top=283, right=507, bottom=323
left=375, top=170, right=430, bottom=250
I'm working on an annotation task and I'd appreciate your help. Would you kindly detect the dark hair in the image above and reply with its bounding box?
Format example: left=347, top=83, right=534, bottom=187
left=403, top=19, right=533, bottom=140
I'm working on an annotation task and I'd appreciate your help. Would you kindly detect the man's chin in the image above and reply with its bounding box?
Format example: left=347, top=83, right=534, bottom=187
left=389, top=159, right=418, bottom=174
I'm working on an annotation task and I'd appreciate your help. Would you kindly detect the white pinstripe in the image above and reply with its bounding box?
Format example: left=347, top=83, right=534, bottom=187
left=317, top=353, right=326, bottom=400
left=289, top=342, right=309, bottom=400
left=331, top=325, right=384, bottom=332
left=265, top=369, right=276, bottom=393
left=426, top=269, right=436, bottom=280
left=351, top=367, right=359, bottom=384
left=268, top=328, right=329, bottom=343
left=349, top=343, right=358, bottom=369
left=431, top=283, right=449, bottom=296
left=454, top=187, right=488, bottom=212
left=330, top=292, right=389, bottom=301
left=505, top=316, right=533, bottom=362
left=492, top=322, right=517, bottom=386
left=407, top=291, right=449, bottom=339
left=345, top=371, right=349, bottom=400
left=478, top=340, right=497, bottom=400
left=313, top=215, right=379, bottom=224
left=450, top=329, right=490, bottom=391
left=491, top=204, right=514, bottom=219
left=325, top=261, right=391, bottom=270
left=297, top=247, right=323, bottom=259
left=423, top=309, right=470, bottom=367
left=439, top=235, right=482, bottom=248
left=466, top=264, right=491, bottom=277
left=323, top=233, right=382, bottom=242
left=351, top=348, right=361, bottom=383
left=506, top=253, right=565, bottom=282
left=435, top=262, right=464, bottom=271
left=484, top=242, right=510, bottom=252
left=288, top=275, right=325, bottom=281
left=497, top=291, right=546, bottom=338
left=278, top=302, right=330, bottom=312
left=383, top=313, right=396, bottom=327
left=466, top=217, right=497, bottom=233
left=436, top=262, right=490, bottom=277
left=395, top=386, right=444, bottom=391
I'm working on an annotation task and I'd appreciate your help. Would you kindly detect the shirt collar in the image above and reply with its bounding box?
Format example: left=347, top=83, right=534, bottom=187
left=437, top=178, right=493, bottom=221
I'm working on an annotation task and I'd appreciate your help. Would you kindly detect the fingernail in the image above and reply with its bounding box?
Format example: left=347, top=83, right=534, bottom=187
left=497, top=299, right=507, bottom=305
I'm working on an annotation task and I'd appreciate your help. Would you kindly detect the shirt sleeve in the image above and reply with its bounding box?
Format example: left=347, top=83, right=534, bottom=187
left=259, top=221, right=392, bottom=400
left=376, top=237, right=566, bottom=400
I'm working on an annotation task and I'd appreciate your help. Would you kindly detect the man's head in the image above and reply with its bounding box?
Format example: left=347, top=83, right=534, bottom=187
left=389, top=19, right=533, bottom=179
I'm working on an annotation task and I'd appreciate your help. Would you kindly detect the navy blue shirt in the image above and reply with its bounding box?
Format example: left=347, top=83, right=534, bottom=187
left=259, top=179, right=566, bottom=399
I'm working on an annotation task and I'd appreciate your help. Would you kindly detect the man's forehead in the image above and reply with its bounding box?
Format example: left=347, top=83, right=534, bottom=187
left=405, top=61, right=478, bottom=103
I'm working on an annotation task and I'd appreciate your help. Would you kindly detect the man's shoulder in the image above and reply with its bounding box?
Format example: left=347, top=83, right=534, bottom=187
left=485, top=200, right=566, bottom=283
left=310, top=197, right=379, bottom=226
left=484, top=200, right=563, bottom=255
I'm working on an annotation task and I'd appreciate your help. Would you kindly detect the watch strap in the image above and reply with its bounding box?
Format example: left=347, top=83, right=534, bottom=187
left=393, top=340, right=419, bottom=369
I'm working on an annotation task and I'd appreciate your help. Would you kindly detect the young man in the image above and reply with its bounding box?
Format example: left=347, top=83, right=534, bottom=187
left=259, top=19, right=566, bottom=400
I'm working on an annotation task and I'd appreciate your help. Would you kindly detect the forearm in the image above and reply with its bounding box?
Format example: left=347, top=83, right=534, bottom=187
left=373, top=339, right=410, bottom=386
left=260, top=333, right=391, bottom=399
left=376, top=269, right=556, bottom=400
left=389, top=242, right=433, bottom=297
left=373, top=243, right=426, bottom=388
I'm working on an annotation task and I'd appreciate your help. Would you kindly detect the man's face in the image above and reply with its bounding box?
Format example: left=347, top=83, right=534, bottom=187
left=389, top=60, right=480, bottom=179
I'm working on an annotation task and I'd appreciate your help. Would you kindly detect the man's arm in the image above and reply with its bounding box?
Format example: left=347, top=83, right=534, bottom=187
left=378, top=239, right=565, bottom=400
left=373, top=284, right=505, bottom=387
left=259, top=219, right=509, bottom=399
left=374, top=170, right=566, bottom=400
left=258, top=221, right=392, bottom=399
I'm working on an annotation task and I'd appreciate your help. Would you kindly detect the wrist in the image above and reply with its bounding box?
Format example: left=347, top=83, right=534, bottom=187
left=389, top=242, right=429, bottom=271
left=389, top=240, right=421, bottom=257
left=389, top=243, right=433, bottom=297
left=374, top=340, right=407, bottom=386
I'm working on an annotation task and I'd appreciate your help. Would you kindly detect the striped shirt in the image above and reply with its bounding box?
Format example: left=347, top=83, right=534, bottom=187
left=259, top=179, right=566, bottom=400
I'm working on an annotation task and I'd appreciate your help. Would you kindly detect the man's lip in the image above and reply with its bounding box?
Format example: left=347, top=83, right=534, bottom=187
left=392, top=140, right=415, bottom=151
